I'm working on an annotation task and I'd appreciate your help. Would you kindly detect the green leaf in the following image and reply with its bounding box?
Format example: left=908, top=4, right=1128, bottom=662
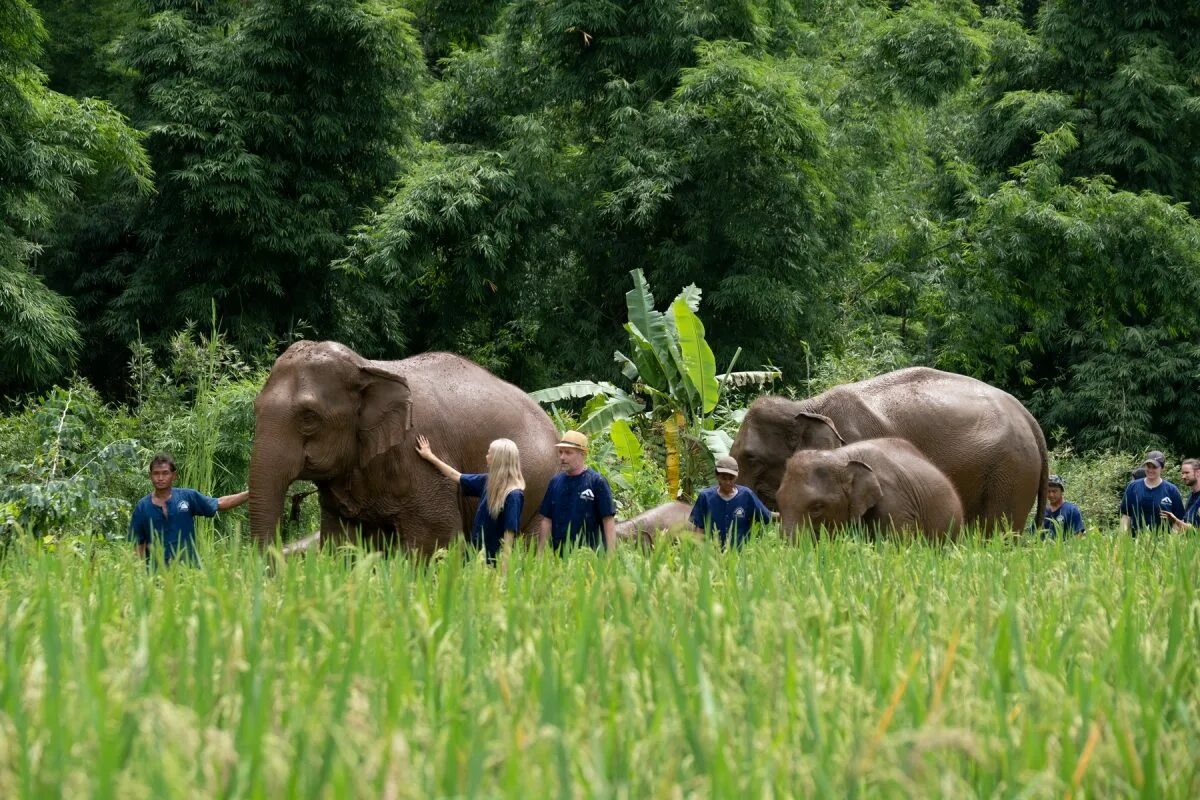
left=529, top=381, right=627, bottom=404
left=578, top=395, right=645, bottom=435
left=613, top=350, right=640, bottom=382
left=609, top=419, right=643, bottom=468
left=700, top=428, right=733, bottom=459
left=625, top=271, right=684, bottom=396
left=672, top=297, right=719, bottom=415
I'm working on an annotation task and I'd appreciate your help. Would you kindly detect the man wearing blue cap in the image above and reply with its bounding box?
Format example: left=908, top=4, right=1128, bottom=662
left=1120, top=450, right=1183, bottom=536
left=1041, top=475, right=1084, bottom=538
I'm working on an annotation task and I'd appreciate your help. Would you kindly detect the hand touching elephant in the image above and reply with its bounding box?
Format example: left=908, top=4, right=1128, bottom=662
left=777, top=438, right=964, bottom=539
left=249, top=341, right=560, bottom=552
left=731, top=367, right=1048, bottom=532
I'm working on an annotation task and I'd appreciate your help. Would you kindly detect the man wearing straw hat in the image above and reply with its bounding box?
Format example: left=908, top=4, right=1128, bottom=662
left=537, top=431, right=617, bottom=553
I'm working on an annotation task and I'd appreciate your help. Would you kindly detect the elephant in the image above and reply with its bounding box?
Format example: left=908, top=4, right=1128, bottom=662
left=615, top=501, right=694, bottom=547
left=249, top=341, right=561, bottom=552
left=730, top=367, right=1048, bottom=532
left=776, top=438, right=964, bottom=539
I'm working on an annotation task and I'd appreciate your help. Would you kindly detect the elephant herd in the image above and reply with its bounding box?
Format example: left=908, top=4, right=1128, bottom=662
left=250, top=341, right=1048, bottom=552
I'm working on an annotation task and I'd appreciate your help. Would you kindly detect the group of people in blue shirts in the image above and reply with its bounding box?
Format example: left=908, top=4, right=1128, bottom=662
left=417, top=429, right=772, bottom=562
left=131, top=429, right=771, bottom=568
left=133, top=434, right=1195, bottom=567
left=1042, top=449, right=1200, bottom=538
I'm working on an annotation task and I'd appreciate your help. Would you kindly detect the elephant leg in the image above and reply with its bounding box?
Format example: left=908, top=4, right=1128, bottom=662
left=319, top=494, right=356, bottom=547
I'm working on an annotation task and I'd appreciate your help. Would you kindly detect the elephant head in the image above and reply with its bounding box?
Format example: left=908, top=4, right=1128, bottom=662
left=249, top=341, right=412, bottom=544
left=731, top=398, right=845, bottom=508
left=775, top=449, right=880, bottom=538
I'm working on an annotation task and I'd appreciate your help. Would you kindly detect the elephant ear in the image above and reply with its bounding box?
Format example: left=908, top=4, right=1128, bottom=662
left=357, top=365, right=413, bottom=467
left=791, top=411, right=846, bottom=450
left=845, top=460, right=882, bottom=519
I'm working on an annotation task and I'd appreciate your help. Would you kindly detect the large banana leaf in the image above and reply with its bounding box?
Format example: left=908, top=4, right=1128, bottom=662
left=578, top=394, right=644, bottom=435
left=610, top=419, right=643, bottom=468
left=622, top=323, right=669, bottom=391
left=625, top=271, right=684, bottom=396
left=672, top=297, right=718, bottom=415
left=529, top=381, right=627, bottom=403
left=700, top=428, right=734, bottom=458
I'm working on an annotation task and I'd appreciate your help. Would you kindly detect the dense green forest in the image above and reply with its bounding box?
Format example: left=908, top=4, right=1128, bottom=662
left=5, top=0, right=1200, bottom=453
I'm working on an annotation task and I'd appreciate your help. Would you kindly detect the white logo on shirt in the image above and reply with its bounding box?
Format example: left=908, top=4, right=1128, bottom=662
left=1161, top=497, right=1173, bottom=507
left=179, top=501, right=190, bottom=512
left=733, top=507, right=745, bottom=518
left=580, top=489, right=595, bottom=500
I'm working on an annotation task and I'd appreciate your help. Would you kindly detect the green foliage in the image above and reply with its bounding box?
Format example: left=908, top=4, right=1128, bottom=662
left=974, top=1, right=1200, bottom=205
left=342, top=0, right=849, bottom=385
left=0, top=0, right=150, bottom=389
left=865, top=1, right=985, bottom=107
left=937, top=126, right=1200, bottom=453
left=533, top=270, right=778, bottom=498
left=0, top=324, right=262, bottom=547
left=36, top=0, right=426, bottom=387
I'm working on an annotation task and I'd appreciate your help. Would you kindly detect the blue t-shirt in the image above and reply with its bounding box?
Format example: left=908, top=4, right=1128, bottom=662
left=1184, top=491, right=1200, bottom=526
left=459, top=473, right=524, bottom=562
left=690, top=485, right=772, bottom=547
left=538, top=468, right=616, bottom=549
left=1120, top=479, right=1184, bottom=535
left=1041, top=501, right=1085, bottom=537
left=129, top=488, right=219, bottom=565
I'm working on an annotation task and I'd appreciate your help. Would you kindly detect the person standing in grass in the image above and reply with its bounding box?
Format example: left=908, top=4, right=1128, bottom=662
left=1120, top=450, right=1184, bottom=536
left=537, top=431, right=617, bottom=553
left=1041, top=474, right=1085, bottom=538
left=129, top=453, right=249, bottom=566
left=1161, top=458, right=1200, bottom=532
left=690, top=455, right=773, bottom=548
left=416, top=435, right=525, bottom=565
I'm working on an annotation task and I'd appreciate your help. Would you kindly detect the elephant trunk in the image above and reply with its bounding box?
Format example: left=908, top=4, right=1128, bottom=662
left=249, top=431, right=304, bottom=546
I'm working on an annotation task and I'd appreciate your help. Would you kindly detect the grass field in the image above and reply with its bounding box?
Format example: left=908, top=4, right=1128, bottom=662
left=1, top=531, right=1197, bottom=798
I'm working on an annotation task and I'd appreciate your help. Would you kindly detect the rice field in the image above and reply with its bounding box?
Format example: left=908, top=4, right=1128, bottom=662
left=1, top=531, right=1197, bottom=798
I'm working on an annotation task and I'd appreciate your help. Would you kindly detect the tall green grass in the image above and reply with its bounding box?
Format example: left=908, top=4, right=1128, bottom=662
left=0, top=532, right=1197, bottom=798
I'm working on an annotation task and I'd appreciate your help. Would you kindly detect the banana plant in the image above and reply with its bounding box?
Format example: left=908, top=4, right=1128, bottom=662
left=531, top=269, right=780, bottom=499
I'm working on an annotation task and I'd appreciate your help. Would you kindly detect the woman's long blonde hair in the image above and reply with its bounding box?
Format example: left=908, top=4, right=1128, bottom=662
left=486, top=439, right=525, bottom=519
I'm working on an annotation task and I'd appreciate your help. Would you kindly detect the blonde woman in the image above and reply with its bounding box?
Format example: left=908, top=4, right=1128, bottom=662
left=416, top=434, right=525, bottom=563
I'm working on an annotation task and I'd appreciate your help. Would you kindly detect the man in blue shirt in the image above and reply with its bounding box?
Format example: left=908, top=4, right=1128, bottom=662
left=1041, top=474, right=1085, bottom=538
left=690, top=455, right=773, bottom=548
left=1161, top=457, right=1200, bottom=532
left=537, top=431, right=617, bottom=552
left=1120, top=450, right=1184, bottom=537
left=129, top=453, right=249, bottom=566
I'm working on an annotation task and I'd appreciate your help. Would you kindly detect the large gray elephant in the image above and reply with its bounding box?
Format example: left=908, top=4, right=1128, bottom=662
left=777, top=438, right=964, bottom=539
left=249, top=341, right=560, bottom=552
left=730, top=367, right=1048, bottom=531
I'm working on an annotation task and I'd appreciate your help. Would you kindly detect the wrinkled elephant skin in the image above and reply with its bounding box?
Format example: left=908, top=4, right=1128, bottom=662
left=777, top=438, right=964, bottom=539
left=615, top=501, right=694, bottom=547
left=731, top=367, right=1048, bottom=532
left=249, top=341, right=560, bottom=553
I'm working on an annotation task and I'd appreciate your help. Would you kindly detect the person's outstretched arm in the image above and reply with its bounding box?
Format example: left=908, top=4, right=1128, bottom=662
left=218, top=490, right=249, bottom=510
left=415, top=435, right=462, bottom=482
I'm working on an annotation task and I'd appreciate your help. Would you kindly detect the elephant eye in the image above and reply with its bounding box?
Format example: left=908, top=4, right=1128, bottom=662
left=300, top=410, right=323, bottom=433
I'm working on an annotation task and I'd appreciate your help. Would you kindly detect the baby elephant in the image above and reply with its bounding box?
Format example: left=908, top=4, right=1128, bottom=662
left=615, top=501, right=694, bottom=548
left=777, top=438, right=964, bottom=539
